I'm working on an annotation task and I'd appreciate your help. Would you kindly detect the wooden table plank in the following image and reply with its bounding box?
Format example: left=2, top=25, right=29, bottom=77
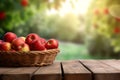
left=80, top=60, right=120, bottom=80
left=0, top=68, right=15, bottom=80
left=62, top=61, right=91, bottom=80
left=33, top=62, right=61, bottom=80
left=1, top=67, right=39, bottom=80
left=0, top=68, right=14, bottom=74
left=100, top=60, right=120, bottom=70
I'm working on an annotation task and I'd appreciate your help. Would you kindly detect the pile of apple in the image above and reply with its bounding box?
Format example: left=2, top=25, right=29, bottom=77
left=0, top=32, right=59, bottom=52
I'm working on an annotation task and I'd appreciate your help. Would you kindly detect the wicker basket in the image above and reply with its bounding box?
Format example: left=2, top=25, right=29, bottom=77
left=0, top=49, right=60, bottom=67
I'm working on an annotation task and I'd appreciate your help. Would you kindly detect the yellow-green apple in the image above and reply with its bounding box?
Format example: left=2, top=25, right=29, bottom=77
left=30, top=40, right=46, bottom=51
left=18, top=37, right=26, bottom=42
left=25, top=33, right=40, bottom=45
left=12, top=38, right=25, bottom=50
left=17, top=43, right=30, bottom=52
left=45, top=39, right=59, bottom=49
left=0, top=42, right=11, bottom=51
left=3, top=32, right=17, bottom=43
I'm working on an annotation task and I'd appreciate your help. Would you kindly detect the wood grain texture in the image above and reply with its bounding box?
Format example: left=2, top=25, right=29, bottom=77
left=0, top=60, right=120, bottom=80
left=33, top=62, right=61, bottom=80
left=100, top=60, right=120, bottom=69
left=1, top=67, right=39, bottom=80
left=0, top=68, right=14, bottom=74
left=80, top=60, right=120, bottom=80
left=62, top=61, right=91, bottom=80
left=0, top=68, right=14, bottom=80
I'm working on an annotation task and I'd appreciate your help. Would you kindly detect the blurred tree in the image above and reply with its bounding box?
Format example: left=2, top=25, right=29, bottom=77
left=0, top=0, right=65, bottom=38
left=85, top=0, right=120, bottom=58
left=55, top=13, right=80, bottom=41
left=13, top=13, right=81, bottom=42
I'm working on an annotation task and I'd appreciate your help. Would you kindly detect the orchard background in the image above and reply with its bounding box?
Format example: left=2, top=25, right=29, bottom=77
left=0, top=0, right=120, bottom=60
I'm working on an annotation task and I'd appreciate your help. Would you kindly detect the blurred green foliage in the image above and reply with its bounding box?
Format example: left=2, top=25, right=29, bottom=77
left=0, top=0, right=83, bottom=43
left=85, top=0, right=120, bottom=57
left=0, top=0, right=65, bottom=38
left=13, top=13, right=82, bottom=42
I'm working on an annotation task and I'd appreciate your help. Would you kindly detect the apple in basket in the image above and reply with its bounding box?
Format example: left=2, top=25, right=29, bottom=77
left=12, top=38, right=24, bottom=50
left=19, top=37, right=26, bottom=42
left=0, top=42, right=11, bottom=51
left=0, top=40, right=3, bottom=44
left=39, top=38, right=47, bottom=45
left=12, top=38, right=30, bottom=52
left=45, top=39, right=59, bottom=49
left=17, top=43, right=30, bottom=52
left=0, top=32, right=60, bottom=67
left=3, top=32, right=17, bottom=43
left=30, top=40, right=46, bottom=51
left=25, top=33, right=40, bottom=45
left=0, top=32, right=59, bottom=52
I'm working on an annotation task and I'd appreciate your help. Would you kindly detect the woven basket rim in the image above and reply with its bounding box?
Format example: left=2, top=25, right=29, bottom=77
left=0, top=48, right=60, bottom=67
left=0, top=49, right=60, bottom=54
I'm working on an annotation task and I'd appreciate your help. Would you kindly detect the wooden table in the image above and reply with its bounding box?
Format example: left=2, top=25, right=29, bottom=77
left=0, top=60, right=120, bottom=80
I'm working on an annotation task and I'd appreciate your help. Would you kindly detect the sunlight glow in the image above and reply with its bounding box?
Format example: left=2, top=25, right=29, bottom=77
left=46, top=0, right=92, bottom=16
left=46, top=8, right=57, bottom=15
left=48, top=0, right=54, bottom=3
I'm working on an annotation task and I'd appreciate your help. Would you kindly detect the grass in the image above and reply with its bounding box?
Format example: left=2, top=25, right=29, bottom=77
left=56, top=42, right=113, bottom=60
left=56, top=42, right=93, bottom=60
left=56, top=42, right=116, bottom=60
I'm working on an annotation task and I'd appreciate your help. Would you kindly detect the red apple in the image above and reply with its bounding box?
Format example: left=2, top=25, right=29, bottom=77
left=25, top=33, right=40, bottom=45
left=104, top=8, right=109, bottom=14
left=3, top=32, right=17, bottom=43
left=113, top=27, right=120, bottom=34
left=45, top=39, right=59, bottom=49
left=0, top=40, right=3, bottom=44
left=21, top=0, right=28, bottom=7
left=12, top=38, right=25, bottom=50
left=0, top=42, right=11, bottom=51
left=39, top=38, right=47, bottom=45
left=17, top=43, right=30, bottom=52
left=10, top=49, right=16, bottom=52
left=115, top=17, right=120, bottom=22
left=0, top=11, right=6, bottom=20
left=30, top=40, right=46, bottom=51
